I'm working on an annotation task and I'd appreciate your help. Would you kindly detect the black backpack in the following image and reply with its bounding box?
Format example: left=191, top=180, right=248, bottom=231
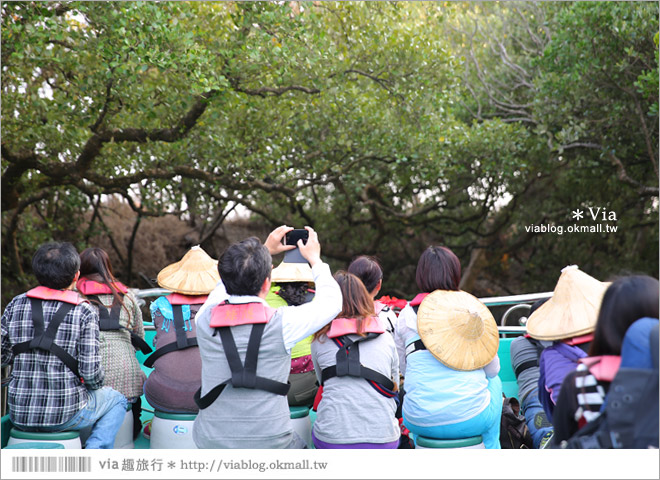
left=561, top=323, right=659, bottom=449
left=500, top=396, right=533, bottom=449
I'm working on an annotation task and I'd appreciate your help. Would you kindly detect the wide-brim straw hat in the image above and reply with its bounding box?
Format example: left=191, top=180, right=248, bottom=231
left=417, top=290, right=499, bottom=371
left=271, top=261, right=314, bottom=283
left=157, top=245, right=220, bottom=295
left=526, top=265, right=609, bottom=341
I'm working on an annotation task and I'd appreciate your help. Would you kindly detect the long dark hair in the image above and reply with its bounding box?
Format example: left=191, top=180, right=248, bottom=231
left=79, top=247, right=129, bottom=320
left=314, top=271, right=375, bottom=341
left=589, top=275, right=659, bottom=356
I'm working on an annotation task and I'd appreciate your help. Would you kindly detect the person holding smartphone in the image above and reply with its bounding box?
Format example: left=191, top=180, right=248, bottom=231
left=191, top=226, right=342, bottom=448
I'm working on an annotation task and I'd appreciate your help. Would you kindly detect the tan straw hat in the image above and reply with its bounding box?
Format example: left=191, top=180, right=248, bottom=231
left=157, top=245, right=220, bottom=295
left=417, top=290, right=499, bottom=371
left=526, top=265, right=609, bottom=341
left=271, top=261, right=314, bottom=283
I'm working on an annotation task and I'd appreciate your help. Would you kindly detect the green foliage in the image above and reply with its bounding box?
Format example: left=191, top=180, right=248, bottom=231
left=2, top=1, right=658, bottom=304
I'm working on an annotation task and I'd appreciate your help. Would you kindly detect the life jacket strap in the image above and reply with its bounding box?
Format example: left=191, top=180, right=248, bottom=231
left=87, top=294, right=152, bottom=355
left=320, top=333, right=396, bottom=398
left=13, top=298, right=81, bottom=382
left=143, top=305, right=194, bottom=367
left=405, top=339, right=426, bottom=358
left=194, top=322, right=290, bottom=410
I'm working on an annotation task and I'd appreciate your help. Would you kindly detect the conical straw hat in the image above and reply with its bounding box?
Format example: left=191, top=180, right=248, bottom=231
left=271, top=261, right=314, bottom=283
left=157, top=245, right=220, bottom=295
left=417, top=290, right=499, bottom=371
left=526, top=265, right=609, bottom=341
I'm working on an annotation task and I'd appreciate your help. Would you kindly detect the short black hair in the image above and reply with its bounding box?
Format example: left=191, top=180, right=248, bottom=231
left=415, top=246, right=461, bottom=292
left=32, top=242, right=80, bottom=290
left=589, top=275, right=659, bottom=356
left=218, top=237, right=272, bottom=296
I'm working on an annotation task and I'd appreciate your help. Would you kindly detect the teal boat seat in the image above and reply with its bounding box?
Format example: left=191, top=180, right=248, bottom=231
left=9, top=429, right=80, bottom=441
left=5, top=442, right=65, bottom=449
left=415, top=435, right=484, bottom=448
left=153, top=411, right=197, bottom=421
left=289, top=406, right=310, bottom=419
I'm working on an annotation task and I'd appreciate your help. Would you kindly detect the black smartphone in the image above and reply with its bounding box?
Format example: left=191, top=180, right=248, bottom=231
left=284, top=229, right=309, bottom=246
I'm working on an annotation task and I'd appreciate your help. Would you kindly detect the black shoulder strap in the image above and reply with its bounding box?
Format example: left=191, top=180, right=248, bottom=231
left=320, top=333, right=396, bottom=396
left=88, top=294, right=152, bottom=354
left=13, top=298, right=81, bottom=381
left=405, top=338, right=426, bottom=358
left=87, top=294, right=122, bottom=331
left=144, top=305, right=196, bottom=367
left=194, top=323, right=290, bottom=409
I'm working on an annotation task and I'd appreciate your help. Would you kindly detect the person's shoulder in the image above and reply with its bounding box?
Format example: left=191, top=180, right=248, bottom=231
left=2, top=293, right=28, bottom=314
left=76, top=299, right=98, bottom=317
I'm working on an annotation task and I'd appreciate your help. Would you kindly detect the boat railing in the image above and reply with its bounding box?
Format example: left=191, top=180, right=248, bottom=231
left=132, top=289, right=553, bottom=331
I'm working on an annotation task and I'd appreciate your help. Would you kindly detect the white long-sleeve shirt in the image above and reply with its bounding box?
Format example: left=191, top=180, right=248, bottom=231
left=195, top=262, right=342, bottom=351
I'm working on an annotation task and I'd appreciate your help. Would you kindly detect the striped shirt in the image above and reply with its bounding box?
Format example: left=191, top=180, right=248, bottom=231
left=1, top=293, right=103, bottom=428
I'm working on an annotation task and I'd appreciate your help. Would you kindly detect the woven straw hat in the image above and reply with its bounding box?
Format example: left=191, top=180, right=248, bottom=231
left=526, top=265, right=609, bottom=341
left=156, top=245, right=220, bottom=295
left=417, top=290, right=499, bottom=371
left=271, top=261, right=314, bottom=283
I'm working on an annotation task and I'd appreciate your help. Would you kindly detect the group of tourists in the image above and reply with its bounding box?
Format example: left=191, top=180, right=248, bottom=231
left=1, top=225, right=658, bottom=449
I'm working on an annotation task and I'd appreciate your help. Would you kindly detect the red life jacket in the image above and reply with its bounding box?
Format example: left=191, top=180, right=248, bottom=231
left=143, top=294, right=206, bottom=368
left=320, top=316, right=397, bottom=399
left=76, top=278, right=128, bottom=295
left=77, top=277, right=152, bottom=354
left=409, top=293, right=430, bottom=314
left=194, top=301, right=289, bottom=410
left=14, top=287, right=87, bottom=382
left=167, top=293, right=208, bottom=305
left=564, top=333, right=594, bottom=346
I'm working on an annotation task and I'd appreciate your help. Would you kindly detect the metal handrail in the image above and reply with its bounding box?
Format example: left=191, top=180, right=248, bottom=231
left=479, top=292, right=553, bottom=306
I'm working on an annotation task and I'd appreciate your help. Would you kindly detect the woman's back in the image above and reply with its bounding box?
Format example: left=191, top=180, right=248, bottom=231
left=312, top=330, right=399, bottom=444
left=93, top=290, right=146, bottom=400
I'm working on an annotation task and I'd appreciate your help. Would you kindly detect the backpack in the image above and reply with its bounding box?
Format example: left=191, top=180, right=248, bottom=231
left=500, top=396, right=533, bottom=449
left=561, top=324, right=659, bottom=449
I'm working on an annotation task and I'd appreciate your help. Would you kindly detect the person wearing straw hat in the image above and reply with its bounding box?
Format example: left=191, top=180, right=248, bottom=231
left=398, top=246, right=503, bottom=449
left=192, top=225, right=342, bottom=449
left=142, top=245, right=220, bottom=416
left=266, top=259, right=318, bottom=407
left=551, top=275, right=659, bottom=446
left=527, top=265, right=609, bottom=423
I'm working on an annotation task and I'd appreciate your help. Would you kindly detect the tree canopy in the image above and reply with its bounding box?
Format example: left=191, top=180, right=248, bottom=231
left=2, top=1, right=658, bottom=304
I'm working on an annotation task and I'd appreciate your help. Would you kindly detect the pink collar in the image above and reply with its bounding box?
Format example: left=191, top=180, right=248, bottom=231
left=578, top=355, right=621, bottom=382
left=27, top=286, right=83, bottom=305
left=209, top=302, right=276, bottom=327
left=374, top=300, right=387, bottom=314
left=166, top=293, right=208, bottom=305
left=327, top=316, right=384, bottom=338
left=77, top=278, right=128, bottom=295
left=409, top=293, right=430, bottom=307
left=564, top=333, right=594, bottom=346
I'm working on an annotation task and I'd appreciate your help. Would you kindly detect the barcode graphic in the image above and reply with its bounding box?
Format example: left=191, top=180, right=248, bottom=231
left=11, top=456, right=91, bottom=473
